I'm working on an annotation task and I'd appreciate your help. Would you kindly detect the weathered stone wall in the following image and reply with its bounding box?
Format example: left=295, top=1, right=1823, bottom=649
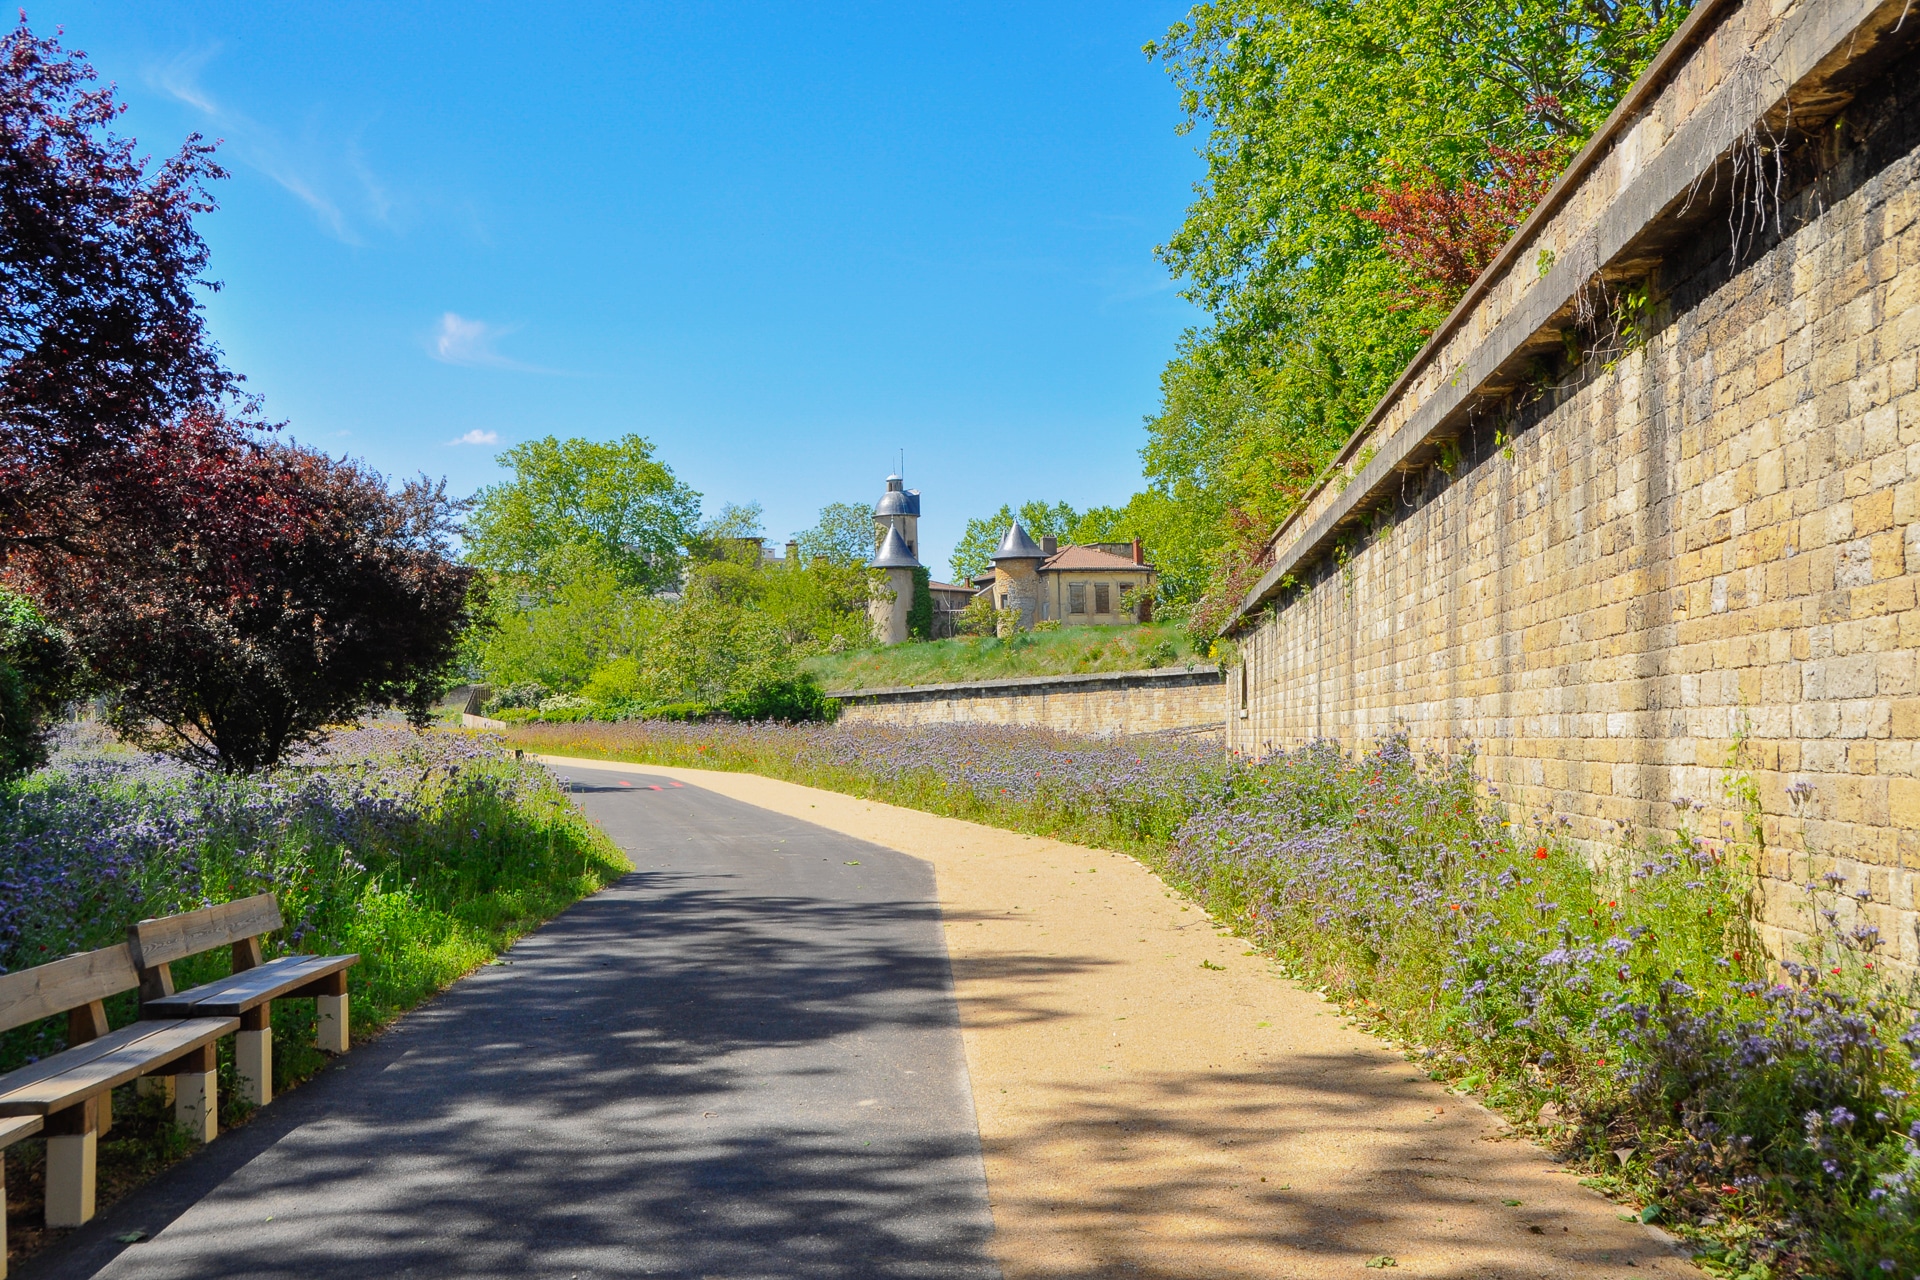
left=1227, top=0, right=1920, bottom=973
left=832, top=667, right=1224, bottom=736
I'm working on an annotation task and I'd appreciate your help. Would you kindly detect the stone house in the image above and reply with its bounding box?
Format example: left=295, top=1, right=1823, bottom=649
left=975, top=522, right=1156, bottom=631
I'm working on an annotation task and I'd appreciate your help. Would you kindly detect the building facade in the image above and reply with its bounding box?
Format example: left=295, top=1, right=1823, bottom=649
left=977, top=522, right=1157, bottom=630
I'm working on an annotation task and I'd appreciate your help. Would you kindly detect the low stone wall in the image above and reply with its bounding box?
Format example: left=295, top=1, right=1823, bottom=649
left=829, top=667, right=1225, bottom=736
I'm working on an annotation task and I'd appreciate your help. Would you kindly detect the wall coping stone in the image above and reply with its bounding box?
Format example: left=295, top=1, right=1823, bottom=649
left=827, top=665, right=1224, bottom=703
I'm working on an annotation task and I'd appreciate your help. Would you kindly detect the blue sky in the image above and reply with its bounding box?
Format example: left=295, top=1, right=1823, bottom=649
left=35, top=2, right=1202, bottom=579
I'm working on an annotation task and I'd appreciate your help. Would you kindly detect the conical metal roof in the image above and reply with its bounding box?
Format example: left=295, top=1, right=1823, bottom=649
left=868, top=524, right=920, bottom=569
left=990, top=521, right=1045, bottom=561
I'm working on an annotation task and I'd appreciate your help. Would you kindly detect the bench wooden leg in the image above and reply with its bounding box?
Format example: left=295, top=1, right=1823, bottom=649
left=44, top=1099, right=97, bottom=1228
left=170, top=1045, right=217, bottom=1144
left=237, top=1004, right=271, bottom=1107
left=316, top=973, right=348, bottom=1053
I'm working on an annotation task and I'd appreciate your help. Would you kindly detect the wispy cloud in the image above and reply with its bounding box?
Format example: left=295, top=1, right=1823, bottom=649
left=147, top=45, right=398, bottom=245
left=431, top=312, right=562, bottom=374
left=448, top=429, right=500, bottom=447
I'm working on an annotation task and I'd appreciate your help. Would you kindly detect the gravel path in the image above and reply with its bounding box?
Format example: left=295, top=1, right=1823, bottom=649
left=552, top=759, right=1700, bottom=1280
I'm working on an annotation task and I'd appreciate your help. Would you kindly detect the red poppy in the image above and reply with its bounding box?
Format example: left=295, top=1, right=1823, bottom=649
left=1534, top=847, right=1549, bottom=859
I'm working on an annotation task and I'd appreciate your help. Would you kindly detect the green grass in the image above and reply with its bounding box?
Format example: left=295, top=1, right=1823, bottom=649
left=0, top=725, right=629, bottom=1266
left=802, top=620, right=1204, bottom=691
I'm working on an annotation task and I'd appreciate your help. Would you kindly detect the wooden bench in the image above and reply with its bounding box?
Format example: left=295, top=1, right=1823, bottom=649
left=0, top=941, right=236, bottom=1257
left=0, top=894, right=357, bottom=1264
left=135, top=893, right=358, bottom=1110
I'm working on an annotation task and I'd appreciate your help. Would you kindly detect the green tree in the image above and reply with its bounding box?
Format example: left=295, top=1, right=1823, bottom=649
left=471, top=567, right=657, bottom=694
left=949, top=500, right=1081, bottom=582
left=758, top=558, right=870, bottom=650
left=466, top=434, right=700, bottom=595
left=1141, top=0, right=1693, bottom=631
left=0, top=589, right=78, bottom=777
left=795, top=502, right=875, bottom=566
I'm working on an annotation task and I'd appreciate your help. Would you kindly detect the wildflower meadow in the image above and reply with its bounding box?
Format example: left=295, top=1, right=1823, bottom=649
left=509, top=716, right=1920, bottom=1278
left=0, top=722, right=626, bottom=1259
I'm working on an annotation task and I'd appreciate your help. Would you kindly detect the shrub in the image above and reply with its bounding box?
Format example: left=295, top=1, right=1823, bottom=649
left=0, top=590, right=78, bottom=777
left=21, top=439, right=478, bottom=772
left=721, top=673, right=834, bottom=723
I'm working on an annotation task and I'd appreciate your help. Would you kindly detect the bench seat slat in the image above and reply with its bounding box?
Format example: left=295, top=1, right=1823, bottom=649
left=0, top=1018, right=237, bottom=1116
left=142, top=954, right=358, bottom=1019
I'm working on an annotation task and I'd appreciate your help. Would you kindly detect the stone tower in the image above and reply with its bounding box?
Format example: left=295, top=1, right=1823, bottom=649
left=867, top=524, right=920, bottom=646
left=989, top=522, right=1046, bottom=632
left=872, top=474, right=920, bottom=560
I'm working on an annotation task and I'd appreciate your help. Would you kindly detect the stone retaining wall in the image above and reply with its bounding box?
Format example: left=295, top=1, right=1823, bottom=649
left=830, top=667, right=1224, bottom=737
left=1225, top=0, right=1920, bottom=974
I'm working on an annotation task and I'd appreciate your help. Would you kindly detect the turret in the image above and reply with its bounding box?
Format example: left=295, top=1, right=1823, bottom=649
left=989, top=522, right=1046, bottom=632
left=867, top=524, right=920, bottom=645
left=872, top=474, right=921, bottom=560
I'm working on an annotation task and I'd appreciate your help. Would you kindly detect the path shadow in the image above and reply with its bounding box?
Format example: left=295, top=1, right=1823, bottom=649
left=23, top=774, right=1098, bottom=1279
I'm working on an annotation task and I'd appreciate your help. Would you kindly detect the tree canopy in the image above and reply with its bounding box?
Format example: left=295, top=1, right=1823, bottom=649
left=0, top=20, right=477, bottom=771
left=15, top=433, right=479, bottom=771
left=795, top=502, right=875, bottom=567
left=0, top=18, right=238, bottom=556
left=466, top=434, right=700, bottom=595
left=1133, top=0, right=1693, bottom=634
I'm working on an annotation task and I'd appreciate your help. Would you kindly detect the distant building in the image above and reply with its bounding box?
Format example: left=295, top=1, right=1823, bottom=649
left=865, top=474, right=971, bottom=645
left=975, top=523, right=1156, bottom=632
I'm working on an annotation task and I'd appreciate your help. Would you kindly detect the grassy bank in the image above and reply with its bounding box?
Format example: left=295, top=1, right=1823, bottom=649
left=1, top=723, right=626, bottom=1266
left=500, top=717, right=1919, bottom=1278
left=802, top=619, right=1204, bottom=691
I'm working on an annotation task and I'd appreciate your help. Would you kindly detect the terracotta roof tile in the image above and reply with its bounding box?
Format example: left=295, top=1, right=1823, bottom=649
left=1041, top=545, right=1152, bottom=572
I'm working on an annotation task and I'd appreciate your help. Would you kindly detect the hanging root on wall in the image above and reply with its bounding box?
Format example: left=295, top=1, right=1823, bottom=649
left=1682, top=48, right=1795, bottom=274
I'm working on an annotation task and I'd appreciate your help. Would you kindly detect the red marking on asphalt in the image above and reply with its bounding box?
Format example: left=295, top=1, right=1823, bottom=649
left=618, top=781, right=632, bottom=788
left=647, top=785, right=663, bottom=791
left=669, top=782, right=684, bottom=788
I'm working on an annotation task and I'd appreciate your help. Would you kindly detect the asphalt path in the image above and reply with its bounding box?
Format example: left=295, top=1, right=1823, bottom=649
left=29, top=763, right=999, bottom=1280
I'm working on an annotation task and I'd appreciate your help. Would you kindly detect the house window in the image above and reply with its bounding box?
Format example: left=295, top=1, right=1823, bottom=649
left=1094, top=583, right=1111, bottom=614
left=1068, top=583, right=1087, bottom=614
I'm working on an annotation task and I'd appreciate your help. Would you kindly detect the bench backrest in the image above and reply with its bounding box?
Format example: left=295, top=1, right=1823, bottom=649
left=0, top=944, right=140, bottom=1035
left=0, top=893, right=286, bottom=1043
left=127, top=894, right=283, bottom=972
